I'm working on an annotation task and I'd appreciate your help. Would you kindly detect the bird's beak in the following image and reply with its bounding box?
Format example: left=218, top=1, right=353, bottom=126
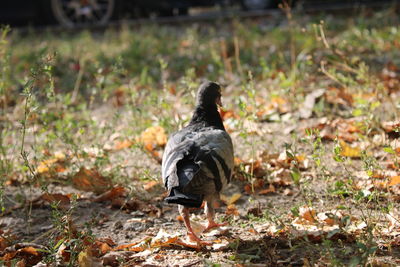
left=216, top=96, right=222, bottom=107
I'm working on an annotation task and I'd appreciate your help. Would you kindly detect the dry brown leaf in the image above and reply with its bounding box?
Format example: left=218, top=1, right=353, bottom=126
left=299, top=206, right=317, bottom=223
left=244, top=184, right=253, bottom=194
left=41, top=193, right=71, bottom=207
left=0, top=237, right=8, bottom=252
left=37, top=152, right=67, bottom=174
left=93, top=187, right=126, bottom=202
left=382, top=121, right=400, bottom=133
left=72, top=167, right=111, bottom=194
left=325, top=87, right=354, bottom=106
left=2, top=246, right=42, bottom=266
left=90, top=241, right=112, bottom=257
left=112, top=87, right=126, bottom=107
left=143, top=180, right=160, bottom=191
left=258, top=184, right=276, bottom=195
left=226, top=204, right=239, bottom=216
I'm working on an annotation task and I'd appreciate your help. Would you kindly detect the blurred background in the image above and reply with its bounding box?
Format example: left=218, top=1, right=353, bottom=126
left=1, top=0, right=399, bottom=28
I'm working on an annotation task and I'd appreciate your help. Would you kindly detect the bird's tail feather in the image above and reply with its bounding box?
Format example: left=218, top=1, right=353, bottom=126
left=164, top=188, right=203, bottom=208
left=165, top=159, right=203, bottom=207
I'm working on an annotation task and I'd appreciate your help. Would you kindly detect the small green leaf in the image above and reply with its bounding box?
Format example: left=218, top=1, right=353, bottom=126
left=352, top=108, right=363, bottom=117
left=383, top=146, right=395, bottom=154
left=290, top=168, right=301, bottom=184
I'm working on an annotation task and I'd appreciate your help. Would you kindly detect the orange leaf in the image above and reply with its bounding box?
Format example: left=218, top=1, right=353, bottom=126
left=140, top=126, right=167, bottom=149
left=114, top=140, right=133, bottom=150
left=93, top=187, right=126, bottom=202
left=72, top=167, right=111, bottom=194
left=226, top=204, right=239, bottom=216
left=113, top=238, right=149, bottom=251
left=220, top=193, right=242, bottom=205
left=234, top=157, right=244, bottom=166
left=258, top=184, right=276, bottom=195
left=339, top=141, right=361, bottom=158
left=151, top=236, right=180, bottom=248
left=92, top=241, right=112, bottom=256
left=36, top=152, right=66, bottom=174
left=389, top=176, right=400, bottom=186
left=14, top=247, right=41, bottom=266
left=176, top=215, right=184, bottom=222
left=143, top=180, right=159, bottom=191
left=299, top=206, right=317, bottom=223
left=128, top=246, right=145, bottom=252
left=174, top=239, right=201, bottom=250
left=219, top=109, right=239, bottom=120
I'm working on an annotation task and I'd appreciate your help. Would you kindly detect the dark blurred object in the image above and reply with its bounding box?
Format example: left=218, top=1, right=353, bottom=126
left=0, top=0, right=221, bottom=28
left=0, top=0, right=398, bottom=28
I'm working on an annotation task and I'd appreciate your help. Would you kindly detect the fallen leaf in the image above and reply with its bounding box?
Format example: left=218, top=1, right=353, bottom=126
left=226, top=204, right=239, bottom=216
left=299, top=89, right=326, bottom=119
left=114, top=140, right=134, bottom=150
left=93, top=187, right=126, bottom=202
left=143, top=180, right=160, bottom=191
left=340, top=141, right=361, bottom=158
left=78, top=249, right=102, bottom=267
left=41, top=193, right=71, bottom=208
left=299, top=206, right=317, bottom=223
left=139, top=126, right=167, bottom=151
left=220, top=193, right=241, bottom=205
left=382, top=120, right=400, bottom=133
left=72, top=167, right=111, bottom=194
left=325, top=87, right=353, bottom=106
left=2, top=246, right=42, bottom=266
left=389, top=176, right=400, bottom=186
left=101, top=251, right=137, bottom=266
left=0, top=237, right=8, bottom=252
left=112, top=87, right=126, bottom=107
left=90, top=241, right=112, bottom=257
left=258, top=184, right=276, bottom=195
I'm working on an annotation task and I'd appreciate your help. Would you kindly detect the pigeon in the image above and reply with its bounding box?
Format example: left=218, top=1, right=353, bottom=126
left=162, top=81, right=234, bottom=244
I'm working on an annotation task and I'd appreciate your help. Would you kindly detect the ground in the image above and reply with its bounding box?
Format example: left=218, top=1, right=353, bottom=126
left=1, top=5, right=400, bottom=267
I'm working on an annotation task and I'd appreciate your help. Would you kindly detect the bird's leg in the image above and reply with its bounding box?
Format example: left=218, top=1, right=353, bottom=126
left=179, top=205, right=211, bottom=245
left=204, top=199, right=228, bottom=232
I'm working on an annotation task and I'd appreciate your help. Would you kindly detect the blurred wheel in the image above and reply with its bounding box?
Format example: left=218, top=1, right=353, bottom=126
left=50, top=0, right=116, bottom=27
left=241, top=0, right=275, bottom=10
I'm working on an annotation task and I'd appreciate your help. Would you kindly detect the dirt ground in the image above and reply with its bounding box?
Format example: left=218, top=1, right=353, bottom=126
left=1, top=113, right=399, bottom=266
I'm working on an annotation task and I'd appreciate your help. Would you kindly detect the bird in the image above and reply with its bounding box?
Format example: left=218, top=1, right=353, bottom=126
left=161, top=81, right=234, bottom=244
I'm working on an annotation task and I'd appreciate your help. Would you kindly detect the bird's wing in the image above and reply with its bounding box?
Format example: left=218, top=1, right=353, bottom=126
left=162, top=126, right=234, bottom=192
left=162, top=128, right=196, bottom=189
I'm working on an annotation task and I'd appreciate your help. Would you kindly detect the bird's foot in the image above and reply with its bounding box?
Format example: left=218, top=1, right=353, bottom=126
left=204, top=220, right=228, bottom=232
left=187, top=232, right=212, bottom=246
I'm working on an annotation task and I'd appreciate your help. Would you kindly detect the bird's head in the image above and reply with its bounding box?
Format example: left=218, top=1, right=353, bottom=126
left=196, top=81, right=222, bottom=108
